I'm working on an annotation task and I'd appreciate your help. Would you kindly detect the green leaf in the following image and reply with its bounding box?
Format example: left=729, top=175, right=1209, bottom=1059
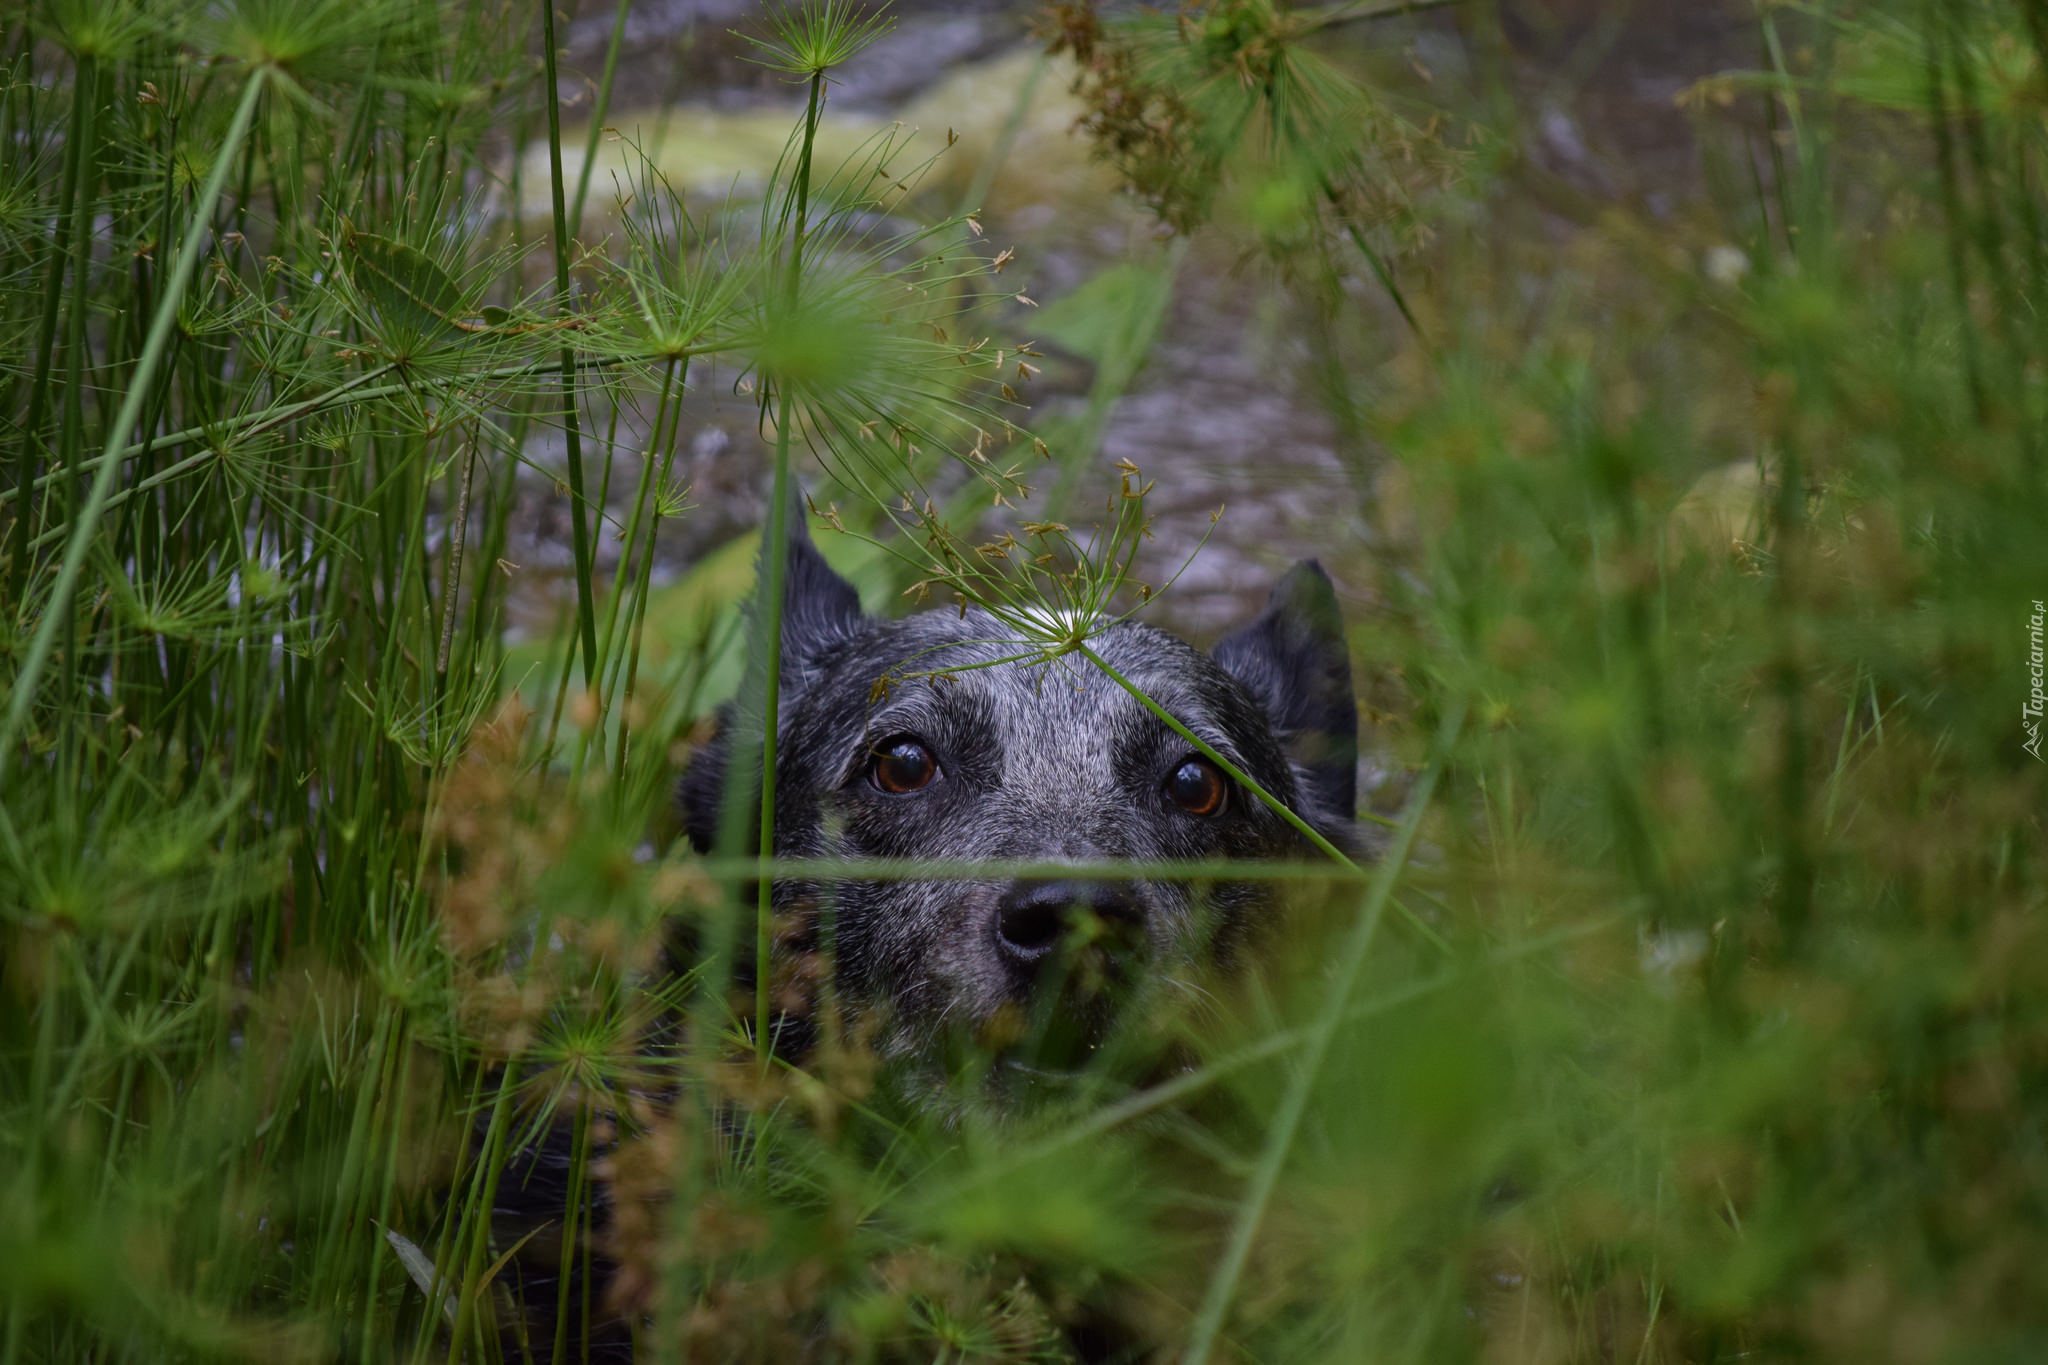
left=380, top=1227, right=455, bottom=1325
left=1030, top=261, right=1177, bottom=367
left=346, top=229, right=467, bottom=345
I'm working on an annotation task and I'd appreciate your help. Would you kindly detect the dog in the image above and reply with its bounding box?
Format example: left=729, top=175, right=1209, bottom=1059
left=678, top=516, right=1360, bottom=1084
left=492, top=517, right=1360, bottom=1359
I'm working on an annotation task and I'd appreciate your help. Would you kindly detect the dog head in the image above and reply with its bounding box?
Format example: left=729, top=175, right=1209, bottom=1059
left=679, top=521, right=1357, bottom=1077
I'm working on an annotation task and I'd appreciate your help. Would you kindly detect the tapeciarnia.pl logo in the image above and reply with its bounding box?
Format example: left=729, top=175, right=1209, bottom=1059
left=2026, top=599, right=2046, bottom=761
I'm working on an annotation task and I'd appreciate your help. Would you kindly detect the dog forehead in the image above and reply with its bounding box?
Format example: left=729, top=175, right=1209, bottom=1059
left=843, top=611, right=1231, bottom=746
left=896, top=608, right=1204, bottom=669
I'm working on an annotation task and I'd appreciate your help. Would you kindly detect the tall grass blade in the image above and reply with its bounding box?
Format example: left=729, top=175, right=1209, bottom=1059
left=1183, top=699, right=1466, bottom=1364
left=539, top=0, right=600, bottom=684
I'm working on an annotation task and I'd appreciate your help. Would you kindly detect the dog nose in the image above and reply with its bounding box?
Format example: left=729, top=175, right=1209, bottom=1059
left=994, top=879, right=1142, bottom=965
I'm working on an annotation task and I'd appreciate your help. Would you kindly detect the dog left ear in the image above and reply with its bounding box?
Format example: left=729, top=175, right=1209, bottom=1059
left=678, top=509, right=867, bottom=853
left=1212, top=560, right=1358, bottom=819
left=779, top=516, right=866, bottom=672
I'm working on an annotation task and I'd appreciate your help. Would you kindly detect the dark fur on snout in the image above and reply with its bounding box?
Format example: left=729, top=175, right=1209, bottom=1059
left=679, top=518, right=1359, bottom=1066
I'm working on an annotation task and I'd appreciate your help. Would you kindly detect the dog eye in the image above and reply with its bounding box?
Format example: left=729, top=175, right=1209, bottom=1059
left=869, top=737, right=939, bottom=794
left=1165, top=757, right=1226, bottom=817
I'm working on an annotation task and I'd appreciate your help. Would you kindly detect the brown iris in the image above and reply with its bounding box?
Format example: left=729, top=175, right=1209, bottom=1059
left=1165, top=757, right=1226, bottom=816
left=869, top=737, right=938, bottom=793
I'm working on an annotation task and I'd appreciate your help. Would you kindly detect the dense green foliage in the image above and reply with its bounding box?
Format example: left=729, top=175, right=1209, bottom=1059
left=3, top=1, right=2045, bottom=1361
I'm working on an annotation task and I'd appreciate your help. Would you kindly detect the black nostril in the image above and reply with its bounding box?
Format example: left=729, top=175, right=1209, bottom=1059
left=1081, top=884, right=1142, bottom=930
left=995, top=879, right=1142, bottom=964
left=996, top=881, right=1065, bottom=958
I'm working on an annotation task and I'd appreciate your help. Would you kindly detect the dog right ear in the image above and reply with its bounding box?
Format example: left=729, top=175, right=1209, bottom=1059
left=679, top=514, right=867, bottom=853
left=1211, top=559, right=1358, bottom=821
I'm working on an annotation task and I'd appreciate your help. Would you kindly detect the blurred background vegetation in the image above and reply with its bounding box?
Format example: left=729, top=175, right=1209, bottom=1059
left=3, top=0, right=2046, bottom=1360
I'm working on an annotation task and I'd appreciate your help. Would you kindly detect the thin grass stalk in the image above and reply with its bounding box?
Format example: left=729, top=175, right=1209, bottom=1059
left=579, top=1173, right=598, bottom=1363
left=609, top=499, right=664, bottom=780
left=359, top=1026, right=420, bottom=1364
left=540, top=0, right=600, bottom=685
left=613, top=358, right=688, bottom=780
left=1769, top=430, right=1812, bottom=949
left=570, top=466, right=653, bottom=784
left=951, top=53, right=1048, bottom=221
left=0, top=68, right=266, bottom=786
left=929, top=915, right=1611, bottom=1209
left=1941, top=0, right=2033, bottom=461
left=1756, top=24, right=1797, bottom=253
left=1182, top=698, right=1465, bottom=1364
left=550, top=1098, right=596, bottom=1362
left=754, top=416, right=795, bottom=1067
left=752, top=67, right=828, bottom=1067
left=570, top=0, right=633, bottom=237
left=787, top=70, right=825, bottom=281
left=1323, top=174, right=1424, bottom=343
left=448, top=1059, right=525, bottom=1365
left=689, top=855, right=1370, bottom=882
left=596, top=386, right=624, bottom=537
left=654, top=1054, right=712, bottom=1365
left=596, top=364, right=679, bottom=674
left=308, top=1003, right=399, bottom=1316
left=461, top=436, right=517, bottom=660
left=536, top=612, right=587, bottom=780
left=1076, top=643, right=1358, bottom=872
left=437, top=436, right=479, bottom=682
left=409, top=1064, right=491, bottom=1365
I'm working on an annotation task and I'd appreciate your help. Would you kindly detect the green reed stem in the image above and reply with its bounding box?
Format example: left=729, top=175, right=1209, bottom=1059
left=692, top=855, right=1367, bottom=882
left=540, top=0, right=600, bottom=686
left=447, top=1058, right=525, bottom=1365
left=1078, top=643, right=1449, bottom=952
left=569, top=0, right=633, bottom=237
left=1183, top=698, right=1465, bottom=1365
left=613, top=358, right=688, bottom=779
left=550, top=1099, right=594, bottom=1363
left=436, top=436, right=478, bottom=682
left=754, top=417, right=793, bottom=1067
left=599, top=358, right=678, bottom=662
left=0, top=68, right=266, bottom=785
left=1077, top=642, right=1361, bottom=872
left=1324, top=173, right=1424, bottom=343
left=753, top=67, right=827, bottom=1068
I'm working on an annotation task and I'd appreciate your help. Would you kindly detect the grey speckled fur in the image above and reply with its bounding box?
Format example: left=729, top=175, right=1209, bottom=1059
left=679, top=519, right=1359, bottom=1065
